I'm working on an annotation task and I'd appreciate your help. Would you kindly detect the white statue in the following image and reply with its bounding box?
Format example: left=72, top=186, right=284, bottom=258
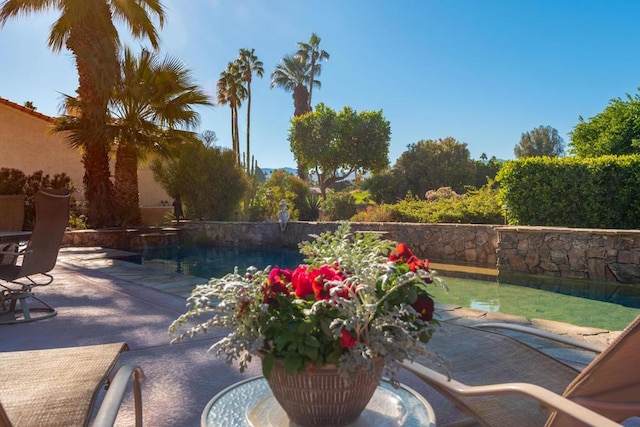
left=277, top=199, right=290, bottom=231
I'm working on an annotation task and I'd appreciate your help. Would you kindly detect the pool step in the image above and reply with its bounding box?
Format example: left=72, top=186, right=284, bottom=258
left=430, top=262, right=498, bottom=282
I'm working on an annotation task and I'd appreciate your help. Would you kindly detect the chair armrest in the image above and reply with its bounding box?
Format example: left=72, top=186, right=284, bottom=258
left=472, top=322, right=605, bottom=353
left=91, top=365, right=145, bottom=427
left=401, top=360, right=622, bottom=427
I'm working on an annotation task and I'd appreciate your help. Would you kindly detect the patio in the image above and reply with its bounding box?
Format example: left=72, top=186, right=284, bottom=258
left=0, top=247, right=617, bottom=426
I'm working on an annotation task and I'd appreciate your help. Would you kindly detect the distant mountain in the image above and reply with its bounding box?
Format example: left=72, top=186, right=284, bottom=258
left=260, top=167, right=297, bottom=178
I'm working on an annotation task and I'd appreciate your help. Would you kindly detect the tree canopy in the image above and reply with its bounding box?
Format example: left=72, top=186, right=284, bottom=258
left=394, top=137, right=476, bottom=196
left=288, top=103, right=390, bottom=197
left=514, top=125, right=565, bottom=158
left=570, top=91, right=640, bottom=157
left=151, top=142, right=248, bottom=220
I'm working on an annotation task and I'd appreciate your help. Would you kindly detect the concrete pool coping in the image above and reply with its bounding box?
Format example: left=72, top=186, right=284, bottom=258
left=0, top=247, right=623, bottom=426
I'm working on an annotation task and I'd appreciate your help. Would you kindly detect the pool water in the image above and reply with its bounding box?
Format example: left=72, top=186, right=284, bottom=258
left=141, top=245, right=640, bottom=331
left=141, top=245, right=304, bottom=281
left=427, top=276, right=639, bottom=331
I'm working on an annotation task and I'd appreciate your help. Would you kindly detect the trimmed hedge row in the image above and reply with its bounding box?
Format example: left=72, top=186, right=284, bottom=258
left=497, top=155, right=640, bottom=229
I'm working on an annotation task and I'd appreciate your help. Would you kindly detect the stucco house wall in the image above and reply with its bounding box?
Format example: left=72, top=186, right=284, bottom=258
left=0, top=97, right=169, bottom=209
left=0, top=97, right=84, bottom=200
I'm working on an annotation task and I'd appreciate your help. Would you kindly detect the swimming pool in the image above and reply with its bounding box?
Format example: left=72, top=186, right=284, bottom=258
left=140, top=245, right=640, bottom=331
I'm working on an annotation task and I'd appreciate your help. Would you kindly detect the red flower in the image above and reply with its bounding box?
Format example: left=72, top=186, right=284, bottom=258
left=412, top=293, right=435, bottom=321
left=263, top=267, right=292, bottom=304
left=268, top=267, right=292, bottom=286
left=340, top=329, right=357, bottom=348
left=291, top=266, right=314, bottom=299
left=389, top=243, right=430, bottom=273
left=308, top=265, right=346, bottom=300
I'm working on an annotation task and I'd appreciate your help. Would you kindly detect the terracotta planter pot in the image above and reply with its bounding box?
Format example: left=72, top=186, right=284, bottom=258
left=264, top=358, right=383, bottom=427
left=0, top=194, right=25, bottom=231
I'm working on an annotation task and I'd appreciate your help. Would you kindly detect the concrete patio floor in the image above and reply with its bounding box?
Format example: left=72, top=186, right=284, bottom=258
left=0, top=247, right=621, bottom=426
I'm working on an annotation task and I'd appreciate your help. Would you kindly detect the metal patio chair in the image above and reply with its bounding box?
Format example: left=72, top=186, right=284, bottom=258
left=401, top=315, right=640, bottom=427
left=0, top=342, right=144, bottom=427
left=0, top=188, right=70, bottom=324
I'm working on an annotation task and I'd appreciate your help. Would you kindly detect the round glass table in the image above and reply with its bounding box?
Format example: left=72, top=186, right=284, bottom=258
left=201, top=376, right=436, bottom=426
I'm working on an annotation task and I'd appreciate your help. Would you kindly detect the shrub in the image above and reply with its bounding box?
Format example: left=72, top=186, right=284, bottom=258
left=0, top=168, right=76, bottom=230
left=361, top=171, right=400, bottom=204
left=350, top=204, right=395, bottom=222
left=321, top=191, right=358, bottom=221
left=0, top=168, right=26, bottom=195
left=152, top=142, right=249, bottom=220
left=353, top=183, right=503, bottom=224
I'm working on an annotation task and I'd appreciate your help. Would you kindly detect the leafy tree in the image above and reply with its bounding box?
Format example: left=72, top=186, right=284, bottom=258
left=151, top=142, right=248, bottom=220
left=296, top=32, right=329, bottom=111
left=394, top=137, right=475, bottom=196
left=570, top=92, right=640, bottom=157
left=514, top=125, right=565, bottom=158
left=473, top=155, right=503, bottom=188
left=237, top=48, right=264, bottom=174
left=217, top=61, right=246, bottom=165
left=199, top=130, right=218, bottom=147
left=362, top=170, right=401, bottom=204
left=1, top=0, right=166, bottom=228
left=289, top=103, right=390, bottom=197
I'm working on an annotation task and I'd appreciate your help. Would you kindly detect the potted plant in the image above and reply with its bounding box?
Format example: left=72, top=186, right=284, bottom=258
left=170, top=223, right=445, bottom=426
left=0, top=168, right=26, bottom=231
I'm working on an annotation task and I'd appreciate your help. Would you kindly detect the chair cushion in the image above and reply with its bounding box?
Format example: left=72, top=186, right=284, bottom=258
left=0, top=342, right=127, bottom=427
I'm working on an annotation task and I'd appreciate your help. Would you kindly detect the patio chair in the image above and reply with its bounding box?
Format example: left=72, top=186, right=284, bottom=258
left=401, top=314, right=640, bottom=427
left=0, top=188, right=70, bottom=324
left=0, top=342, right=144, bottom=427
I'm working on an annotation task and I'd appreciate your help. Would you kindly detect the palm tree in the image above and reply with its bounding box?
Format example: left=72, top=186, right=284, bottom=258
left=271, top=54, right=316, bottom=179
left=108, top=48, right=212, bottom=225
left=270, top=54, right=313, bottom=118
left=296, top=33, right=329, bottom=111
left=216, top=62, right=246, bottom=165
left=0, top=0, right=165, bottom=228
left=237, top=48, right=263, bottom=174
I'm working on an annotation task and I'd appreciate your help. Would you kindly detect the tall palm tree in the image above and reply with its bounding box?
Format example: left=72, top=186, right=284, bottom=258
left=237, top=48, right=263, bottom=174
left=271, top=54, right=316, bottom=179
left=270, top=54, right=312, bottom=118
left=0, top=0, right=165, bottom=228
left=216, top=62, right=246, bottom=165
left=296, top=32, right=329, bottom=111
left=108, top=48, right=212, bottom=225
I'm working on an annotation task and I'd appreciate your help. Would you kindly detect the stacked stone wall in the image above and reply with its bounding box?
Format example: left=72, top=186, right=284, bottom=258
left=497, top=227, right=640, bottom=286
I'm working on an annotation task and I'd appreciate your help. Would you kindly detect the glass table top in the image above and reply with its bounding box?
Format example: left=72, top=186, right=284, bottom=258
left=201, top=376, right=436, bottom=427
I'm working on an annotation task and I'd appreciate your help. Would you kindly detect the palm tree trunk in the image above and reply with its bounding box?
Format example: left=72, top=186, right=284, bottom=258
left=293, top=84, right=311, bottom=180
left=246, top=83, right=251, bottom=174
left=229, top=105, right=236, bottom=161
left=66, top=5, right=118, bottom=228
left=307, top=61, right=315, bottom=111
left=233, top=104, right=241, bottom=165
left=114, top=143, right=142, bottom=226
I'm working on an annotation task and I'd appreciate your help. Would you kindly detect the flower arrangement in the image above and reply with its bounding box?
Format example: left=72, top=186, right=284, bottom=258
left=169, top=223, right=445, bottom=385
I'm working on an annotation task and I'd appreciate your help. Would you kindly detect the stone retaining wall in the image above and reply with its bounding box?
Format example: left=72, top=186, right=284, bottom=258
left=496, top=226, right=640, bottom=286
left=178, top=221, right=498, bottom=266
left=61, top=222, right=640, bottom=291
left=62, top=228, right=179, bottom=250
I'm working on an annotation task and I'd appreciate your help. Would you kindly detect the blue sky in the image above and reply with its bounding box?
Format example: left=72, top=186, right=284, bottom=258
left=2, top=0, right=640, bottom=169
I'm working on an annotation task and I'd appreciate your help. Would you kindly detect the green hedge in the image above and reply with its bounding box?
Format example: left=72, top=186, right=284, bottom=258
left=497, top=155, right=640, bottom=229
